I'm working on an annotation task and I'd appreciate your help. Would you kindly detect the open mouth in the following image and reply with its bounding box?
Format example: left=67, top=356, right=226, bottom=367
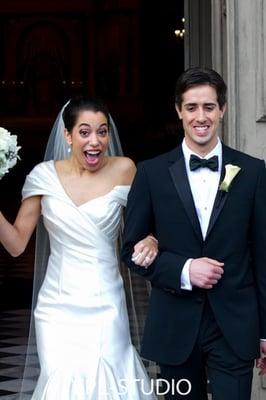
left=84, top=150, right=101, bottom=165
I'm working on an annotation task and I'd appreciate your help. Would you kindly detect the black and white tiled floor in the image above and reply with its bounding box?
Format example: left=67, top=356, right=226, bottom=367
left=0, top=309, right=214, bottom=400
left=0, top=309, right=37, bottom=399
left=0, top=309, right=161, bottom=399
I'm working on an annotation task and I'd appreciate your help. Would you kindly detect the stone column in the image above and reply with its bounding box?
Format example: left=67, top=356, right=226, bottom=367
left=211, top=1, right=266, bottom=399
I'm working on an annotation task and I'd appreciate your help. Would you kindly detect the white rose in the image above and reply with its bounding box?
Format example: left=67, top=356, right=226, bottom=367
left=0, top=151, right=7, bottom=165
left=0, top=137, right=9, bottom=153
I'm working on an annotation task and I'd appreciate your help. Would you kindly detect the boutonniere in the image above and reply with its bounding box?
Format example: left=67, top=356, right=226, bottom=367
left=219, top=164, right=241, bottom=192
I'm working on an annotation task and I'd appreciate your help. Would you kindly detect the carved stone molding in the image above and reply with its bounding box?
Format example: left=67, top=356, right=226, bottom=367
left=256, top=0, right=266, bottom=122
left=211, top=0, right=228, bottom=144
left=184, top=0, right=212, bottom=69
left=224, top=0, right=240, bottom=149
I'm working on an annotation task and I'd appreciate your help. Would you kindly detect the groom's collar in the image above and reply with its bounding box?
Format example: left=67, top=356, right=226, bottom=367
left=167, top=141, right=236, bottom=165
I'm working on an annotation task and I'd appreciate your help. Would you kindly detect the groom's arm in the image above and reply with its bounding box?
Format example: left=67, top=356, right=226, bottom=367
left=122, top=162, right=188, bottom=293
left=251, top=160, right=266, bottom=339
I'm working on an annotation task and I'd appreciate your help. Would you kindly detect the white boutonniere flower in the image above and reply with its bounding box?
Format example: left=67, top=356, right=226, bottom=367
left=219, top=164, right=241, bottom=192
left=0, top=127, right=21, bottom=179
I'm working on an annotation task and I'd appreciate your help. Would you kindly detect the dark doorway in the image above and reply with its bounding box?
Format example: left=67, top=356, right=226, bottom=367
left=0, top=0, right=184, bottom=310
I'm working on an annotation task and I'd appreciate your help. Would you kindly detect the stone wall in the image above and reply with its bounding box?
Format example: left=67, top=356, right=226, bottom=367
left=212, top=1, right=266, bottom=398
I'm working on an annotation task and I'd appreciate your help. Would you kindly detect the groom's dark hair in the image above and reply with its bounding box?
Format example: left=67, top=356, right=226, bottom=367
left=175, top=67, right=227, bottom=110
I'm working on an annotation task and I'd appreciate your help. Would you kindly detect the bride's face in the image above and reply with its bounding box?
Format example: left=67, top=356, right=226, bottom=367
left=66, top=110, right=109, bottom=172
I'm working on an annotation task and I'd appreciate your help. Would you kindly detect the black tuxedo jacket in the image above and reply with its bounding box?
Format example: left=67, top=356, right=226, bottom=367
left=122, top=143, right=266, bottom=365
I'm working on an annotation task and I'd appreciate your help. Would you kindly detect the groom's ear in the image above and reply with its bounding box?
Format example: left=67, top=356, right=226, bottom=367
left=220, top=104, right=226, bottom=119
left=64, top=129, right=72, bottom=145
left=175, top=104, right=183, bottom=120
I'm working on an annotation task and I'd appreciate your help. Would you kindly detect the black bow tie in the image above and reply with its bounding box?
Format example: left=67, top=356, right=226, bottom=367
left=189, top=154, right=219, bottom=171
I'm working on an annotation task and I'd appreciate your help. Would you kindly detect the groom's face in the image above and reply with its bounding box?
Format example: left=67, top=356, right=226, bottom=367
left=176, top=84, right=226, bottom=155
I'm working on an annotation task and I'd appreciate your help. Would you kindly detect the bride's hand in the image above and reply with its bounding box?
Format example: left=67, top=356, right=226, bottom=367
left=131, top=235, right=158, bottom=268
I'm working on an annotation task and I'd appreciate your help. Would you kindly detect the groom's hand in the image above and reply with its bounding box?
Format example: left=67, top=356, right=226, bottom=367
left=256, top=341, right=266, bottom=375
left=189, top=257, right=224, bottom=289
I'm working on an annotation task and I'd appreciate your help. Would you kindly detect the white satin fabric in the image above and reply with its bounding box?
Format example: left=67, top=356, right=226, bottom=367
left=22, top=161, right=155, bottom=399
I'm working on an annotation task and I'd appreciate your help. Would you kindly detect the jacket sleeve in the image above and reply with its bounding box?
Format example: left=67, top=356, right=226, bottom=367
left=251, top=160, right=266, bottom=338
left=121, top=162, right=188, bottom=293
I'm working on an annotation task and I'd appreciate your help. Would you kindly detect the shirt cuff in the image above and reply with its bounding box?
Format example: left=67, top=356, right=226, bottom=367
left=180, top=258, right=193, bottom=290
left=260, top=338, right=266, bottom=341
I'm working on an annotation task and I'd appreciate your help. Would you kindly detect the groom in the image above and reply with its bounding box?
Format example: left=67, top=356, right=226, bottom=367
left=122, top=67, right=266, bottom=399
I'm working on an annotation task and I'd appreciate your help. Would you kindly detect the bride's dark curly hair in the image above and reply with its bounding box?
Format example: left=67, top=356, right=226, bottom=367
left=62, top=96, right=110, bottom=132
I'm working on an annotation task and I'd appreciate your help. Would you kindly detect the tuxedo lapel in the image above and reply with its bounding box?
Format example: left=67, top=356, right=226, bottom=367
left=168, top=148, right=203, bottom=242
left=205, top=144, right=236, bottom=239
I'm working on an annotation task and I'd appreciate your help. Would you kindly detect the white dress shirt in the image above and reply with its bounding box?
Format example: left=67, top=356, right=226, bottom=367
left=180, top=138, right=222, bottom=289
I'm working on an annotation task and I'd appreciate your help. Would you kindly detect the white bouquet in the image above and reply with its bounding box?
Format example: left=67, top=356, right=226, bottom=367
left=0, top=127, right=21, bottom=179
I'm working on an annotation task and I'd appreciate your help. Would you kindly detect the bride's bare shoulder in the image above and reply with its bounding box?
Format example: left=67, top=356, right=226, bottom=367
left=112, top=156, right=136, bottom=173
left=108, top=156, right=136, bottom=185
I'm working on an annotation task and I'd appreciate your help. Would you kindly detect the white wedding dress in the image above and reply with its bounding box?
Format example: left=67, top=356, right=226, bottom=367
left=22, top=160, right=155, bottom=399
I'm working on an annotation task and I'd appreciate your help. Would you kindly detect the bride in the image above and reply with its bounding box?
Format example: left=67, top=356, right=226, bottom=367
left=0, top=96, right=158, bottom=399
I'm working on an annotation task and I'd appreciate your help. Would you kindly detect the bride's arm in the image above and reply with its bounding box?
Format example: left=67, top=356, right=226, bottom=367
left=117, top=158, right=158, bottom=268
left=0, top=196, right=41, bottom=257
left=116, top=157, right=158, bottom=267
left=131, top=234, right=158, bottom=268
